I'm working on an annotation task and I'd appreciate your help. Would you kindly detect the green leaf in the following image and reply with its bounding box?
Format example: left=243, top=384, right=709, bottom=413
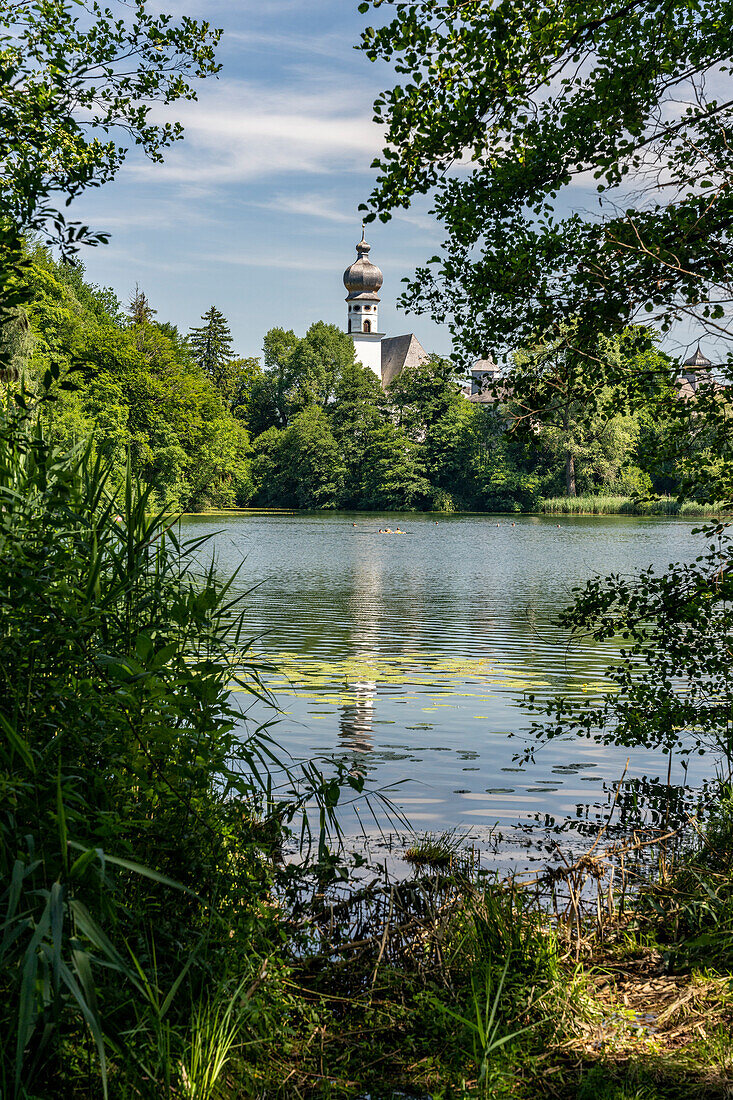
left=0, top=711, right=34, bottom=771
left=58, top=959, right=108, bottom=1100
left=101, top=853, right=197, bottom=896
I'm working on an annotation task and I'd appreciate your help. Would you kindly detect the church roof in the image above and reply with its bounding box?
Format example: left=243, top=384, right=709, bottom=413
left=343, top=228, right=383, bottom=301
left=381, top=334, right=429, bottom=386
left=683, top=344, right=713, bottom=368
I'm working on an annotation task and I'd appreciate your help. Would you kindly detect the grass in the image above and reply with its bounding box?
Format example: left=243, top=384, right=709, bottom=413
left=403, top=828, right=470, bottom=870
left=221, top=813, right=733, bottom=1099
left=537, top=495, right=729, bottom=515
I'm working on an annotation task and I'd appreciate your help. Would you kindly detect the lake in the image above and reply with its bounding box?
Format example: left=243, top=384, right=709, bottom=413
left=181, top=511, right=713, bottom=867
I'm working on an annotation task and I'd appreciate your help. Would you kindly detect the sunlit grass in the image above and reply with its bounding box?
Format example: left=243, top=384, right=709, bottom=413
left=403, top=829, right=468, bottom=869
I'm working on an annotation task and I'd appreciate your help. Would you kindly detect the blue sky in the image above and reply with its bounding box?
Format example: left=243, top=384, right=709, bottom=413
left=72, top=0, right=713, bottom=367
left=74, top=0, right=451, bottom=360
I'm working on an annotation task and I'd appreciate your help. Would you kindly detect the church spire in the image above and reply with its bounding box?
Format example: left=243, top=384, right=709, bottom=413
left=343, top=227, right=384, bottom=379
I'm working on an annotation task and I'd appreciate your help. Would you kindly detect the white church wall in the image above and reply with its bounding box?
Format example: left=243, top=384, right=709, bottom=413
left=352, top=334, right=383, bottom=378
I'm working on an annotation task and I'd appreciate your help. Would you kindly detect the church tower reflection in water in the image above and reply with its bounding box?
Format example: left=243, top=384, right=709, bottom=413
left=338, top=561, right=382, bottom=776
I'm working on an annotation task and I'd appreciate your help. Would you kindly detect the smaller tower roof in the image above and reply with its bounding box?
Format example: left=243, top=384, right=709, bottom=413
left=344, top=226, right=383, bottom=301
left=683, top=344, right=713, bottom=368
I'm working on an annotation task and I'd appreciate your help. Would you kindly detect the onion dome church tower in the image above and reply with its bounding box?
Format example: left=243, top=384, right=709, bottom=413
left=681, top=344, right=713, bottom=391
left=343, top=226, right=385, bottom=378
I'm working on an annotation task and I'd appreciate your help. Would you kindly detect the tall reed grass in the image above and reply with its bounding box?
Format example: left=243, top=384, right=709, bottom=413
left=537, top=495, right=728, bottom=516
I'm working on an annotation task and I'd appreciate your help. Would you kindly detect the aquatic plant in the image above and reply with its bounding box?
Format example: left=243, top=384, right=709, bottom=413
left=538, top=495, right=726, bottom=516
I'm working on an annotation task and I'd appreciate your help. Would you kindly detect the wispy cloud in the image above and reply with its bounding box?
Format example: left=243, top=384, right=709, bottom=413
left=134, top=79, right=383, bottom=187
left=199, top=250, right=337, bottom=271
left=253, top=191, right=355, bottom=224
left=225, top=27, right=355, bottom=62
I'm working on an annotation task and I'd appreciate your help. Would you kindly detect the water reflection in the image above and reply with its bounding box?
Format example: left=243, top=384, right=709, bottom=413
left=182, top=511, right=714, bottom=853
left=339, top=562, right=380, bottom=772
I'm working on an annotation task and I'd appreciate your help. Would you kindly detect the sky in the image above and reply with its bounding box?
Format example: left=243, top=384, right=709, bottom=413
left=70, top=0, right=716, bottom=367
left=73, top=0, right=452, bottom=360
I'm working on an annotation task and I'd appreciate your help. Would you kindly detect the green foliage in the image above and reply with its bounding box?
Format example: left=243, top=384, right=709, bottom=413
left=639, top=794, right=733, bottom=972
left=3, top=258, right=691, bottom=519
left=525, top=525, right=733, bottom=765
left=0, top=388, right=274, bottom=1094
left=388, top=352, right=463, bottom=436
left=249, top=322, right=357, bottom=433
left=0, top=0, right=220, bottom=255
left=0, top=381, right=374, bottom=1097
left=252, top=405, right=344, bottom=509
left=539, top=495, right=722, bottom=515
left=577, top=1066, right=661, bottom=1100
left=241, top=322, right=693, bottom=513
left=7, top=247, right=253, bottom=511
left=187, top=306, right=237, bottom=404
left=359, top=3, right=733, bottom=502
left=359, top=0, right=733, bottom=358
left=177, top=978, right=248, bottom=1099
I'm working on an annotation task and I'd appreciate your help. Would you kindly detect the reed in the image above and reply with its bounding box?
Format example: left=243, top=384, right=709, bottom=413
left=537, top=495, right=727, bottom=516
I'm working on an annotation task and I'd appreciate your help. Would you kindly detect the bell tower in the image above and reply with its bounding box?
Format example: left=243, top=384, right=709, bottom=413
left=343, top=226, right=385, bottom=378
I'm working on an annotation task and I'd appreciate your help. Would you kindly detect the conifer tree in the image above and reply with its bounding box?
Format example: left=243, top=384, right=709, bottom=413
left=188, top=306, right=237, bottom=402
left=127, top=284, right=156, bottom=326
left=127, top=284, right=157, bottom=352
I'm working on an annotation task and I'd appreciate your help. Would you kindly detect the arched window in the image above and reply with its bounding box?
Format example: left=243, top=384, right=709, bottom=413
left=363, top=320, right=371, bottom=333
left=348, top=319, right=352, bottom=332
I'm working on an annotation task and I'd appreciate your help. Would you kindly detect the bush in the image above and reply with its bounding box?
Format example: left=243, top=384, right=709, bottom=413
left=0, top=384, right=282, bottom=1096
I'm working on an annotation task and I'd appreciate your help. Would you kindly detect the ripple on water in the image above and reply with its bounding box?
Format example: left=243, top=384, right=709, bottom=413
left=182, top=511, right=709, bottom=858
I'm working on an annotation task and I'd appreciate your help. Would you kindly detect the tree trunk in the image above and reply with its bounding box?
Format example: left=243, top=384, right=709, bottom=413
left=565, top=449, right=576, bottom=497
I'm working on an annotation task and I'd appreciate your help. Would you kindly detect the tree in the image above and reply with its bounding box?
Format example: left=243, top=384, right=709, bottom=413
left=388, top=353, right=463, bottom=439
left=526, top=531, right=733, bottom=771
left=357, top=420, right=431, bottom=510
left=128, top=285, right=157, bottom=327
left=187, top=306, right=237, bottom=401
left=331, top=358, right=387, bottom=505
left=359, top=0, right=733, bottom=783
left=230, top=357, right=264, bottom=421
left=252, top=407, right=344, bottom=509
left=251, top=323, right=356, bottom=432
left=251, top=327, right=301, bottom=430
left=538, top=404, right=649, bottom=497
left=127, top=284, right=158, bottom=353
left=289, top=321, right=357, bottom=411
left=0, top=0, right=220, bottom=381
left=19, top=248, right=252, bottom=511
left=359, top=0, right=733, bottom=497
left=507, top=326, right=664, bottom=495
left=360, top=0, right=733, bottom=358
left=0, top=0, right=220, bottom=255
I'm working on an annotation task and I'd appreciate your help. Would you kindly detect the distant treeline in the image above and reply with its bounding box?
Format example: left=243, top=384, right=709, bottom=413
left=8, top=247, right=716, bottom=513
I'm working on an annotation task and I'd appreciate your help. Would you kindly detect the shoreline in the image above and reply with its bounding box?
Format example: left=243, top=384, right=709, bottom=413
left=175, top=500, right=731, bottom=519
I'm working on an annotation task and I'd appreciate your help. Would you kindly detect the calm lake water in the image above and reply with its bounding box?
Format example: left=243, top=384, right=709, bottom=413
left=181, top=511, right=713, bottom=865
